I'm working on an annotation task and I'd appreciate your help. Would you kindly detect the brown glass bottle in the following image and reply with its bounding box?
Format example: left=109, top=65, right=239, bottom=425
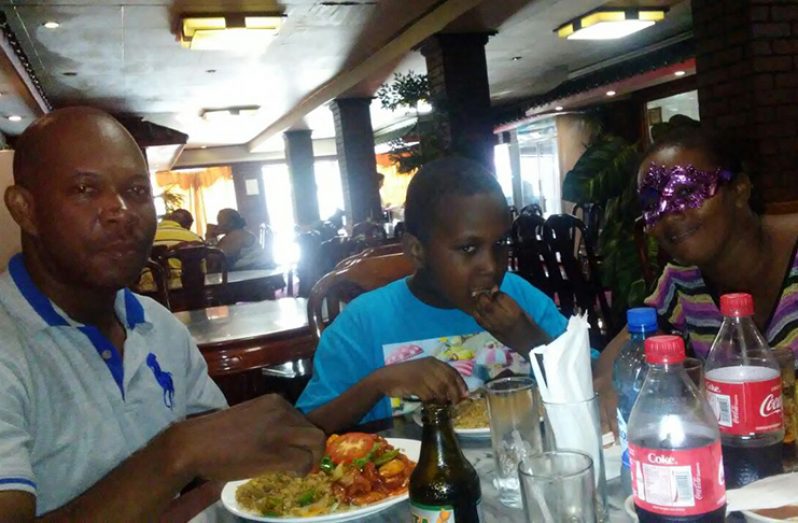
left=409, top=402, right=482, bottom=523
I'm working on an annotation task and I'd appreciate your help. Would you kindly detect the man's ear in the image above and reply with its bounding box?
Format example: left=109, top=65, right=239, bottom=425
left=4, top=185, right=38, bottom=236
left=402, top=233, right=426, bottom=270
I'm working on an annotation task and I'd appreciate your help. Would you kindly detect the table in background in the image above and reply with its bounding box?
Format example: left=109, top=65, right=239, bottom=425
left=174, top=298, right=315, bottom=405
left=168, top=268, right=288, bottom=311
left=181, top=414, right=629, bottom=523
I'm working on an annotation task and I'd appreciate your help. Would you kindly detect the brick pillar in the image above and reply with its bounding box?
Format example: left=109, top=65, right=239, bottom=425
left=284, top=130, right=320, bottom=227
left=329, top=98, right=382, bottom=226
left=692, top=0, right=798, bottom=204
left=420, top=33, right=495, bottom=169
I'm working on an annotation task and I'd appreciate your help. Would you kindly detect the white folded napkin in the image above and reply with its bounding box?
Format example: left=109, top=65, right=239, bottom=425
left=530, top=313, right=593, bottom=403
left=726, top=472, right=798, bottom=513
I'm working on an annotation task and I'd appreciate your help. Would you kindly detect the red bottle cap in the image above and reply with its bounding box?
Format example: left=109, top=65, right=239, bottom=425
left=645, top=335, right=686, bottom=365
left=720, top=293, right=754, bottom=317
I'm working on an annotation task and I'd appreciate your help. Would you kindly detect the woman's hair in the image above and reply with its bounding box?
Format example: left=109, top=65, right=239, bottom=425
left=641, top=126, right=764, bottom=214
left=219, top=208, right=246, bottom=229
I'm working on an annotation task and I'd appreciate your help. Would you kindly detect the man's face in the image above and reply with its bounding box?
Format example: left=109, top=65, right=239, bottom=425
left=28, top=129, right=156, bottom=291
left=418, top=192, right=511, bottom=314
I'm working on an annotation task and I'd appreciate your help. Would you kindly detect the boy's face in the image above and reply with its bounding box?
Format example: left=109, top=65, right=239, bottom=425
left=415, top=192, right=511, bottom=314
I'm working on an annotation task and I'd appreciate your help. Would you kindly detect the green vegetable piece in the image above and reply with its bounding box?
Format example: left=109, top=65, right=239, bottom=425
left=297, top=489, right=316, bottom=506
left=319, top=455, right=334, bottom=473
left=374, top=449, right=399, bottom=466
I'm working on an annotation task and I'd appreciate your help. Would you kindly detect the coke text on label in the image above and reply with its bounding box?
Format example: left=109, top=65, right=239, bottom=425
left=705, top=375, right=783, bottom=435
left=629, top=441, right=726, bottom=517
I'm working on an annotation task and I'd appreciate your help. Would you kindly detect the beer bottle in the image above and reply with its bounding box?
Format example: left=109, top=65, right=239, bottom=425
left=410, top=402, right=482, bottom=523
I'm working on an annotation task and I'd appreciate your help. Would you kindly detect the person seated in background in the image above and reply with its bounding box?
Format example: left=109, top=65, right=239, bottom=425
left=297, top=156, right=569, bottom=434
left=594, top=126, right=798, bottom=431
left=207, top=208, right=275, bottom=270
left=154, top=209, right=202, bottom=245
left=137, top=209, right=206, bottom=290
left=0, top=107, right=324, bottom=520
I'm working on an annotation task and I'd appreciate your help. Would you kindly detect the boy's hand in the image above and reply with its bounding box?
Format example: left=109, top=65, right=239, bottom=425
left=472, top=287, right=549, bottom=357
left=372, top=357, right=467, bottom=404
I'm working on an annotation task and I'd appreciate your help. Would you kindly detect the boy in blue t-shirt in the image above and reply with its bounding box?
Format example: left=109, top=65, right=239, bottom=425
left=298, top=157, right=567, bottom=432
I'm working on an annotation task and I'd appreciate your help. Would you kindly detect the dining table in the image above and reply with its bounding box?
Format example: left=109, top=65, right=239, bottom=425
left=174, top=298, right=315, bottom=404
left=166, top=413, right=631, bottom=523
left=167, top=267, right=289, bottom=311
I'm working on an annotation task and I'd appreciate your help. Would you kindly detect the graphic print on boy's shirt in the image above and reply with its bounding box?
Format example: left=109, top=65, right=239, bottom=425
left=383, top=331, right=530, bottom=390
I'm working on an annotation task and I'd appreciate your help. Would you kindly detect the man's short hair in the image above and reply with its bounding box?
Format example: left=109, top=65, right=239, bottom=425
left=404, top=156, right=504, bottom=242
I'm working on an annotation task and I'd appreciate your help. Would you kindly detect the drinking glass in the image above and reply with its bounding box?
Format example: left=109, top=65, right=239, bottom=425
left=543, top=394, right=607, bottom=519
left=684, top=357, right=704, bottom=389
left=773, top=347, right=796, bottom=452
left=519, top=451, right=596, bottom=523
left=485, top=376, right=543, bottom=508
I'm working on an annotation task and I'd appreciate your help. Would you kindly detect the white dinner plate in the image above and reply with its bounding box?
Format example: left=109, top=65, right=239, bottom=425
left=411, top=410, right=490, bottom=439
left=221, top=438, right=421, bottom=523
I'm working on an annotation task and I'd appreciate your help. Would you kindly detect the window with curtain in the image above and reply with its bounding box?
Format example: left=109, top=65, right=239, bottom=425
left=152, top=166, right=236, bottom=237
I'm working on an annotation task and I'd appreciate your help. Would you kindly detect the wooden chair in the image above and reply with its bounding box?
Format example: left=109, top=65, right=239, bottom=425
left=307, top=252, right=414, bottom=341
left=132, top=259, right=171, bottom=309
left=162, top=244, right=228, bottom=311
left=510, top=212, right=554, bottom=298
left=543, top=214, right=613, bottom=346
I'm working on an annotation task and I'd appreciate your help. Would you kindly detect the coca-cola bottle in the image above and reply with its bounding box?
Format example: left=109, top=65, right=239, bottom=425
left=628, top=335, right=726, bottom=523
left=704, top=293, right=784, bottom=488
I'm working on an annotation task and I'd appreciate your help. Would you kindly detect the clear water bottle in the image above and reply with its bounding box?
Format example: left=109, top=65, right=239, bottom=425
left=704, top=293, right=784, bottom=488
left=612, top=307, right=658, bottom=497
left=628, top=335, right=726, bottom=522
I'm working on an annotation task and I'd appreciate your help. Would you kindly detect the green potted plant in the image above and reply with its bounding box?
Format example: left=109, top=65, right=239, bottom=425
left=562, top=132, right=661, bottom=331
left=376, top=71, right=446, bottom=173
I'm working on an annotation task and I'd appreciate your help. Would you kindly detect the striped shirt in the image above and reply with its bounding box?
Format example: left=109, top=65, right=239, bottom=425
left=644, top=239, right=798, bottom=359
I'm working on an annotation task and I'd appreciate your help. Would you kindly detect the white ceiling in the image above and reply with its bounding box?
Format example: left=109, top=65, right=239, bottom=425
left=0, top=0, right=692, bottom=155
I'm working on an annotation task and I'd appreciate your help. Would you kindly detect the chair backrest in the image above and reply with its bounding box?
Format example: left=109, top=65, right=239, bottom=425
left=572, top=202, right=603, bottom=255
left=132, top=259, right=171, bottom=309
left=510, top=213, right=554, bottom=297
left=307, top=252, right=414, bottom=341
left=542, top=214, right=613, bottom=345
left=296, top=230, right=323, bottom=298
left=162, top=243, right=228, bottom=310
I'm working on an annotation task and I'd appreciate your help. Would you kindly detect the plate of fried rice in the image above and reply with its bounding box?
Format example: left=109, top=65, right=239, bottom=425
left=412, top=396, right=490, bottom=438
left=221, top=437, right=420, bottom=522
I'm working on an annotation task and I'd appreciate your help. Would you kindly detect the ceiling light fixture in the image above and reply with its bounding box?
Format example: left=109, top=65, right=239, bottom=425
left=8, top=115, right=22, bottom=122
left=43, top=21, right=60, bottom=29
left=555, top=8, right=667, bottom=40
left=674, top=70, right=686, bottom=77
left=555, top=106, right=564, bottom=111
left=606, top=90, right=616, bottom=97
left=180, top=14, right=285, bottom=51
left=201, top=106, right=260, bottom=121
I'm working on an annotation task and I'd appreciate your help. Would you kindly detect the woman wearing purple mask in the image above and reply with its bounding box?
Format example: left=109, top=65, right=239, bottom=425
left=594, top=127, right=798, bottom=433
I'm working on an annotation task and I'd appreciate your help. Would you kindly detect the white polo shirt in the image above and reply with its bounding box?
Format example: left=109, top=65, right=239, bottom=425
left=0, top=254, right=228, bottom=515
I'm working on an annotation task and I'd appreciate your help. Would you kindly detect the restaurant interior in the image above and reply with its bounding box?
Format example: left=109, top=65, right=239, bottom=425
left=0, top=0, right=796, bottom=521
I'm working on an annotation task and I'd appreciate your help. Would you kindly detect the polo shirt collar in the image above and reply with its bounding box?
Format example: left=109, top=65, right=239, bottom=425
left=7, top=253, right=149, bottom=332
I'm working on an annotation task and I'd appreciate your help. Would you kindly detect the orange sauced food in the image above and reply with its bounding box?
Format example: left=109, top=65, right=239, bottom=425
left=236, top=433, right=416, bottom=517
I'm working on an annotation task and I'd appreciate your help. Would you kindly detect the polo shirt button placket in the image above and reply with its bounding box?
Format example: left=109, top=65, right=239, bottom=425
left=101, top=350, right=113, bottom=361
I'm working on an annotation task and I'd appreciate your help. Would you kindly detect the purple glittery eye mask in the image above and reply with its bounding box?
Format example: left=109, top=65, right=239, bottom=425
left=638, top=163, right=733, bottom=226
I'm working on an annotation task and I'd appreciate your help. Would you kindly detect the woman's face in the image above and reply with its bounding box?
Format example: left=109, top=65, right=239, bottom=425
left=638, top=146, right=742, bottom=266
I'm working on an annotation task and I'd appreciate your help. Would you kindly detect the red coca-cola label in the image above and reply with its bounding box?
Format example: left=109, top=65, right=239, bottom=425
left=705, top=368, right=783, bottom=435
left=629, top=441, right=726, bottom=516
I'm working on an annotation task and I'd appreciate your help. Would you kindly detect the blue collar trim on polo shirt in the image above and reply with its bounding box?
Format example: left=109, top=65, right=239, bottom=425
left=8, top=253, right=148, bottom=399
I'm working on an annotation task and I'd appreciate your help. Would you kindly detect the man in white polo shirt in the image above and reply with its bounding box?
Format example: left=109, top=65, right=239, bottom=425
left=0, top=107, right=325, bottom=520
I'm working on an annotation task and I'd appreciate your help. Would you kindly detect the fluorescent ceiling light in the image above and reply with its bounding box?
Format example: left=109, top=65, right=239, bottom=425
left=43, top=21, right=60, bottom=29
left=556, top=9, right=667, bottom=40
left=180, top=14, right=284, bottom=51
left=7, top=115, right=22, bottom=122
left=201, top=106, right=260, bottom=121
left=606, top=90, right=616, bottom=97
left=674, top=70, right=686, bottom=76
